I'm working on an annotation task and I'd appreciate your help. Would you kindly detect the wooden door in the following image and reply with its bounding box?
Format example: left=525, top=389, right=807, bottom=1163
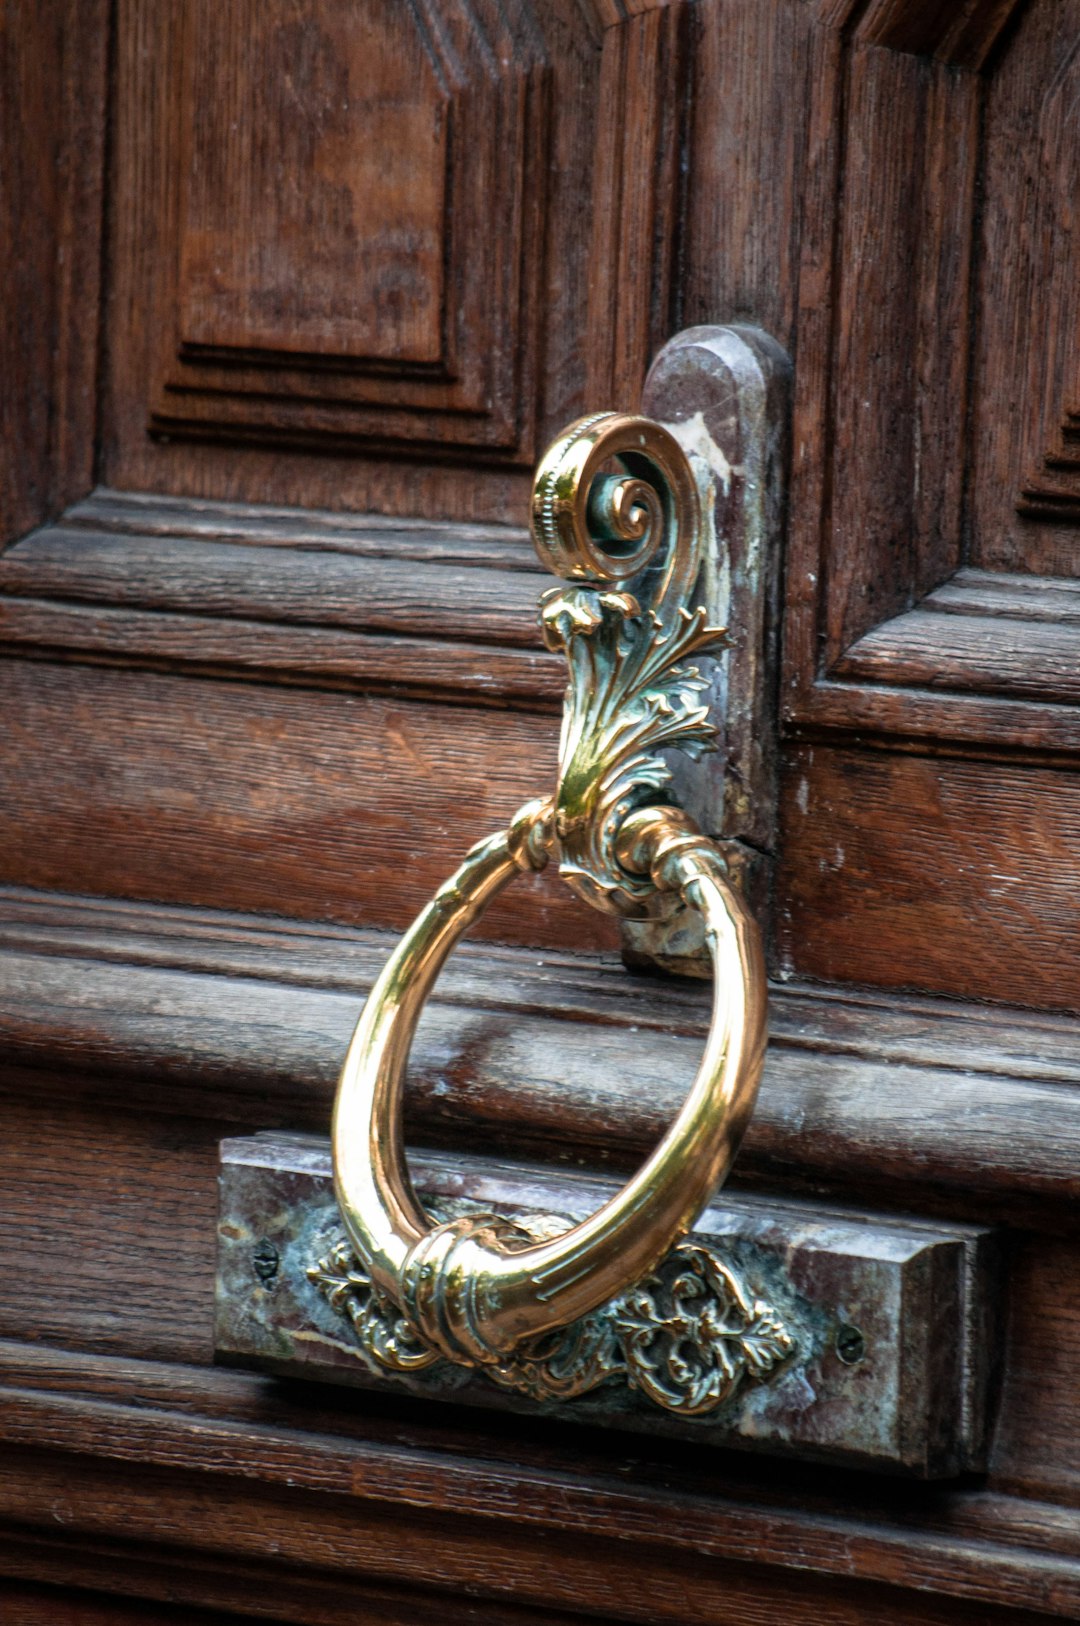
left=2, top=2, right=1079, bottom=1621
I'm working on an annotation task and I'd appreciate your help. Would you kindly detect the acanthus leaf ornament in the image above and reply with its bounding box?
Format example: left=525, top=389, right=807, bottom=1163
left=539, top=586, right=729, bottom=914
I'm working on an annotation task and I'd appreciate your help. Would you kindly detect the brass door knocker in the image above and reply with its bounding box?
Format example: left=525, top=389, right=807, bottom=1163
left=331, top=413, right=767, bottom=1370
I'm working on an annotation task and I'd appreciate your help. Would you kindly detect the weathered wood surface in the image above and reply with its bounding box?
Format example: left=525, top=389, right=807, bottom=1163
left=781, top=0, right=1080, bottom=765
left=102, top=0, right=689, bottom=514
left=2, top=888, right=1079, bottom=1233
left=0, top=527, right=544, bottom=643
left=0, top=485, right=559, bottom=706
left=13, top=643, right=1080, bottom=1004
left=0, top=0, right=107, bottom=548
left=777, top=745, right=1080, bottom=1012
left=0, top=658, right=620, bottom=950
left=6, top=1, right=1080, bottom=1620
left=0, top=1339, right=1076, bottom=1623
left=0, top=1568, right=598, bottom=1626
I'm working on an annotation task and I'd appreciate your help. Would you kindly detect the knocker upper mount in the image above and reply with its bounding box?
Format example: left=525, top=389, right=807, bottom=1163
left=331, top=411, right=768, bottom=1377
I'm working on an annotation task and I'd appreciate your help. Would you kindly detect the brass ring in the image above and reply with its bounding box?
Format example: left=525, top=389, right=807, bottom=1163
left=332, top=799, right=767, bottom=1367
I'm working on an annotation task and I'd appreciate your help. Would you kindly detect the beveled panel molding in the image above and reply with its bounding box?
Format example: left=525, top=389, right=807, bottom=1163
left=785, top=0, right=1080, bottom=755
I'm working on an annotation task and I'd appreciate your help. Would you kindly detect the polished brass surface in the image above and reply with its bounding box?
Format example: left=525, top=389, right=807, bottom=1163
left=331, top=413, right=768, bottom=1369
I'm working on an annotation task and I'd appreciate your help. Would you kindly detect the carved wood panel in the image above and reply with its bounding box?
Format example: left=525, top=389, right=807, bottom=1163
left=105, top=0, right=690, bottom=510
left=994, top=20, right=1080, bottom=541
left=11, top=8, right=1080, bottom=1622
left=768, top=0, right=1080, bottom=1011
left=784, top=0, right=1080, bottom=756
left=150, top=0, right=547, bottom=457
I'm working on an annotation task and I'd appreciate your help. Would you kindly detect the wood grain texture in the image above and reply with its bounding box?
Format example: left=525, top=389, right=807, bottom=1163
left=177, top=0, right=448, bottom=365
left=0, top=659, right=613, bottom=950
left=836, top=568, right=1080, bottom=709
left=56, top=488, right=540, bottom=567
left=104, top=0, right=687, bottom=510
left=993, top=1236, right=1080, bottom=1505
left=0, top=1095, right=218, bottom=1362
left=848, top=0, right=1024, bottom=68
left=778, top=744, right=1080, bottom=1012
left=837, top=609, right=1080, bottom=703
left=0, top=600, right=565, bottom=711
left=585, top=2, right=688, bottom=409
left=0, top=1343, right=1073, bottom=1621
left=825, top=43, right=929, bottom=658
left=973, top=0, right=1080, bottom=568
left=6, top=4, right=1080, bottom=1618
left=682, top=0, right=809, bottom=352
left=784, top=676, right=1080, bottom=758
left=0, top=1558, right=604, bottom=1626
left=783, top=0, right=1080, bottom=757
left=0, top=1583, right=266, bottom=1626
left=1, top=887, right=1078, bottom=1233
left=0, top=489, right=566, bottom=706
left=0, top=0, right=107, bottom=547
left=151, top=0, right=548, bottom=458
left=0, top=530, right=543, bottom=645
left=785, top=31, right=980, bottom=674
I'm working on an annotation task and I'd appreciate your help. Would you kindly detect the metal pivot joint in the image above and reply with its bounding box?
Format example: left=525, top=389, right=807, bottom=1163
left=331, top=404, right=768, bottom=1372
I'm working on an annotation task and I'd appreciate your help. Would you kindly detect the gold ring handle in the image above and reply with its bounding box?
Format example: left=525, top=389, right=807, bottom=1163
left=332, top=799, right=767, bottom=1366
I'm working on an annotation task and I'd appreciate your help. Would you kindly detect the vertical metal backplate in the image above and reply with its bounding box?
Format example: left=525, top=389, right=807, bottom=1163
left=216, top=1134, right=1000, bottom=1478
left=621, top=324, right=790, bottom=975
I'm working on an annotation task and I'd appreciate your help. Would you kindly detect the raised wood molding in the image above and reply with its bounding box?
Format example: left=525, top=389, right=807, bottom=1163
left=0, top=489, right=561, bottom=708
left=835, top=570, right=1080, bottom=703
left=1012, top=35, right=1080, bottom=525
left=589, top=0, right=683, bottom=28
left=784, top=0, right=1080, bottom=756
left=786, top=20, right=981, bottom=683
left=1, top=884, right=1076, bottom=1230
left=585, top=1, right=689, bottom=409
left=822, top=0, right=1025, bottom=69
left=150, top=0, right=548, bottom=459
left=0, top=1341, right=1075, bottom=1622
left=111, top=1, right=691, bottom=472
left=1, top=885, right=1079, bottom=1603
left=0, top=0, right=108, bottom=547
left=1019, top=404, right=1080, bottom=523
left=0, top=325, right=787, bottom=948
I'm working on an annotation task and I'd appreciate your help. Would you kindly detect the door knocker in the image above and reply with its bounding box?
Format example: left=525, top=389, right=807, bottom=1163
left=331, top=412, right=768, bottom=1371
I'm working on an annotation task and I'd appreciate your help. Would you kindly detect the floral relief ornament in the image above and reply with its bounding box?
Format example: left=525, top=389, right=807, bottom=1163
left=308, top=1228, right=796, bottom=1417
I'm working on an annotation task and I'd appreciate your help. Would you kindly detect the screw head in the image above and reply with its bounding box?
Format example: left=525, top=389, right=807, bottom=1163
left=253, top=1237, right=280, bottom=1284
left=835, top=1323, right=866, bottom=1365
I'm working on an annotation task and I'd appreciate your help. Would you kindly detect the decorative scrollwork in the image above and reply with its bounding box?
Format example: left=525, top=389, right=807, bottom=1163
left=530, top=412, right=702, bottom=618
left=530, top=413, right=728, bottom=915
left=307, top=1237, right=440, bottom=1373
left=309, top=1229, right=796, bottom=1417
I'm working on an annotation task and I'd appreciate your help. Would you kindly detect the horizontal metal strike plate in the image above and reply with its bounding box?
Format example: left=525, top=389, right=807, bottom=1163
left=216, top=1134, right=1001, bottom=1477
